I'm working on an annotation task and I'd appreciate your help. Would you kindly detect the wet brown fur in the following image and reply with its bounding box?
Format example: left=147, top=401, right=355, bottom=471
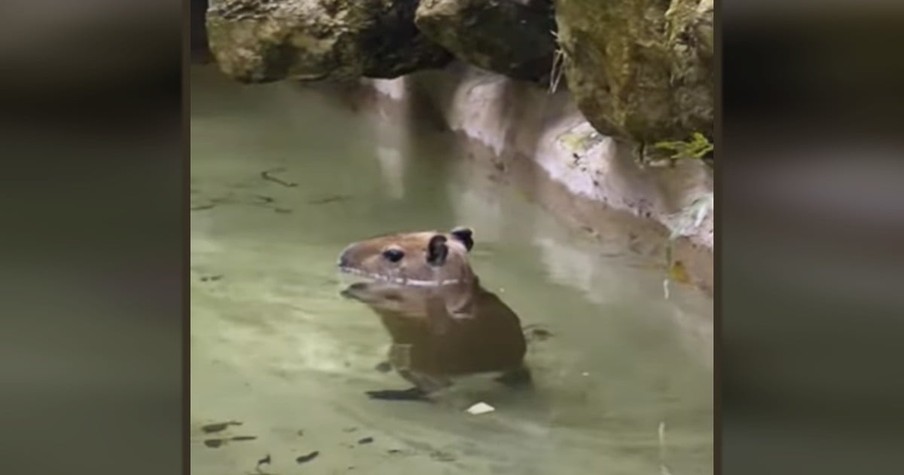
left=338, top=228, right=529, bottom=397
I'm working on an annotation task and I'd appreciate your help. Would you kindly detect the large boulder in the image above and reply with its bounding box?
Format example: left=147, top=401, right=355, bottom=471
left=414, top=0, right=557, bottom=83
left=206, top=0, right=452, bottom=83
left=555, top=0, right=714, bottom=143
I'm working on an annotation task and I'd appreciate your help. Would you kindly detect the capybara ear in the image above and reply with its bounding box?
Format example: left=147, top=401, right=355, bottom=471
left=449, top=226, right=474, bottom=251
left=427, top=235, right=449, bottom=266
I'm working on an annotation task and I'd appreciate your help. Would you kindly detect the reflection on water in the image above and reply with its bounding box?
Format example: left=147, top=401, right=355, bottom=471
left=191, top=65, right=713, bottom=475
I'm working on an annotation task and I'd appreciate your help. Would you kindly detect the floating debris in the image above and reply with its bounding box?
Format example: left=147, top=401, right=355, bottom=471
left=261, top=167, right=298, bottom=187
left=466, top=402, right=495, bottom=415
left=203, top=439, right=224, bottom=448
left=296, top=451, right=320, bottom=464
left=201, top=421, right=242, bottom=433
left=256, top=454, right=271, bottom=469
left=357, top=437, right=374, bottom=445
left=231, top=436, right=257, bottom=441
left=668, top=260, right=691, bottom=284
left=308, top=194, right=350, bottom=205
left=251, top=194, right=275, bottom=204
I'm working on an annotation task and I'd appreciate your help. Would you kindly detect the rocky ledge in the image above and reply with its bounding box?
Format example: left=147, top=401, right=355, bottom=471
left=556, top=0, right=714, bottom=143
left=206, top=0, right=452, bottom=83
left=414, top=0, right=557, bottom=83
left=205, top=0, right=712, bottom=145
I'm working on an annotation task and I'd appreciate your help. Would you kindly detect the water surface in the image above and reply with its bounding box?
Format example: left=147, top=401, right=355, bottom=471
left=191, top=65, right=713, bottom=475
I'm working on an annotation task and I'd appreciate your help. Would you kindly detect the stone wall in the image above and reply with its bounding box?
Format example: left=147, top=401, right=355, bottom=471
left=202, top=0, right=714, bottom=144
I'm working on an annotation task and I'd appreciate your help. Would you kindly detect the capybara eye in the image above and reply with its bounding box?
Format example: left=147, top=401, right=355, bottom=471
left=382, top=248, right=404, bottom=263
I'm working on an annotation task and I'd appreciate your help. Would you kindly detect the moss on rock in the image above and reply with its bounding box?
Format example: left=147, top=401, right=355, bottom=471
left=555, top=0, right=713, bottom=143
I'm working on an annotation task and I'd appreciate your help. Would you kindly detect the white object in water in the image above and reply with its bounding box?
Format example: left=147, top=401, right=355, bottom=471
left=466, top=402, right=495, bottom=415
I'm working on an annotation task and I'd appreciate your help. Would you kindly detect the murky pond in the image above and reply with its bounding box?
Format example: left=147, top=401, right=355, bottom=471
left=190, top=65, right=713, bottom=475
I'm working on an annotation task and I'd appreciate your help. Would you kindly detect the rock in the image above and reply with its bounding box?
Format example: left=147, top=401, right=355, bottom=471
left=555, top=0, right=714, bottom=143
left=415, top=0, right=557, bottom=82
left=691, top=0, right=714, bottom=60
left=206, top=0, right=452, bottom=83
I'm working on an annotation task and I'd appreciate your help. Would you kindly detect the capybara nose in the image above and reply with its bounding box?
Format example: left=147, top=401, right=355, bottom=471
left=337, top=244, right=355, bottom=268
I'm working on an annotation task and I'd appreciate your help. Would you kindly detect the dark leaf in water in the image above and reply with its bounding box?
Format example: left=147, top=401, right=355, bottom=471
left=201, top=420, right=241, bottom=433
left=296, top=451, right=320, bottom=464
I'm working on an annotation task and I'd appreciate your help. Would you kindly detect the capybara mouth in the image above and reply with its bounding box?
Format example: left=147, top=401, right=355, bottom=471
left=339, top=281, right=369, bottom=300
left=338, top=266, right=461, bottom=288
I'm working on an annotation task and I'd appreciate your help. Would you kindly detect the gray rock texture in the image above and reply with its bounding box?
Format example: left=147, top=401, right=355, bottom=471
left=414, top=0, right=557, bottom=82
left=206, top=0, right=452, bottom=83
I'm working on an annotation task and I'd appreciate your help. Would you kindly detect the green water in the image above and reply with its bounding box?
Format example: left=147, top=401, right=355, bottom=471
left=190, top=65, right=713, bottom=475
